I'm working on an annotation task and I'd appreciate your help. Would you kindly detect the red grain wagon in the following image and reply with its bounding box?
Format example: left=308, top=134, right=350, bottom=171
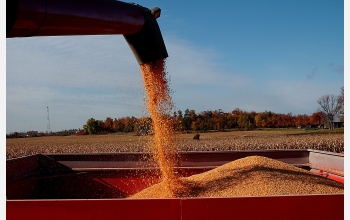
left=7, top=149, right=344, bottom=220
left=6, top=1, right=344, bottom=219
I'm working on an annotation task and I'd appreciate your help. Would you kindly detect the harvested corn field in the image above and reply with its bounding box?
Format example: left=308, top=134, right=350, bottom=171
left=130, top=156, right=344, bottom=199
left=177, top=131, right=344, bottom=153
left=6, top=130, right=344, bottom=159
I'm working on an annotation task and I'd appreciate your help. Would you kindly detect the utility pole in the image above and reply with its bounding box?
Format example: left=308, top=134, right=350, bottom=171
left=47, top=105, right=50, bottom=134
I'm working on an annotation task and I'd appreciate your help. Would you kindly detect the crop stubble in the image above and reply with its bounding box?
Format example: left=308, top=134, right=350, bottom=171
left=6, top=132, right=344, bottom=160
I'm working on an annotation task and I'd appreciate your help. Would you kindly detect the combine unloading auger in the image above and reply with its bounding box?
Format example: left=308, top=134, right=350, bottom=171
left=6, top=0, right=168, bottom=64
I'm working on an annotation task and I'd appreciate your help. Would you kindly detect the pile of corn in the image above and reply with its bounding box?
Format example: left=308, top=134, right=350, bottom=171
left=129, top=156, right=344, bottom=198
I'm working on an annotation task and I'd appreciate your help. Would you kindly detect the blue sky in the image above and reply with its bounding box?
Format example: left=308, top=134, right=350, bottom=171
left=5, top=0, right=345, bottom=133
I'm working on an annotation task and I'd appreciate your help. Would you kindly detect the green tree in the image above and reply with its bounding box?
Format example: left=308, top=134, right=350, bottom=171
left=189, top=110, right=197, bottom=122
left=182, top=109, right=192, bottom=130
left=83, top=118, right=101, bottom=134
left=124, top=116, right=136, bottom=132
left=237, top=111, right=254, bottom=130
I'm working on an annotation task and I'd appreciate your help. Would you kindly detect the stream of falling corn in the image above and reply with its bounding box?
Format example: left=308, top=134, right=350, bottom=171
left=139, top=58, right=180, bottom=196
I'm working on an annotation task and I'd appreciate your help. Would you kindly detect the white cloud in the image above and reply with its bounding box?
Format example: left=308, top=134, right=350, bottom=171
left=7, top=36, right=143, bottom=89
left=165, top=36, right=253, bottom=88
left=6, top=35, right=147, bottom=133
left=6, top=34, right=343, bottom=133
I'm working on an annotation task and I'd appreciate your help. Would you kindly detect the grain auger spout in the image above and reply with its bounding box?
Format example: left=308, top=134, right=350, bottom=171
left=6, top=0, right=168, bottom=64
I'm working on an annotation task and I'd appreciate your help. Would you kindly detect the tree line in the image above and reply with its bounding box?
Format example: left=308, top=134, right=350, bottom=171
left=8, top=87, right=343, bottom=137
left=81, top=108, right=336, bottom=135
left=82, top=87, right=344, bottom=135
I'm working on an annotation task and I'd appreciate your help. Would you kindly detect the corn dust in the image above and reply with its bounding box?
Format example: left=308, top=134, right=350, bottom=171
left=139, top=59, right=180, bottom=196
left=129, top=156, right=344, bottom=198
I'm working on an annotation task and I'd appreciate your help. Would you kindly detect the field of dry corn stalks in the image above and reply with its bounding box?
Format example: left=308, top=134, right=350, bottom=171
left=6, top=130, right=344, bottom=160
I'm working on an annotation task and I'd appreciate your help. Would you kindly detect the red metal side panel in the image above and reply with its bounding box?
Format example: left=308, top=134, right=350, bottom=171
left=179, top=150, right=309, bottom=168
left=310, top=169, right=344, bottom=184
left=7, top=194, right=344, bottom=220
left=6, top=177, right=40, bottom=199
left=308, top=150, right=344, bottom=172
left=181, top=194, right=344, bottom=220
left=96, top=175, right=161, bottom=196
left=6, top=154, right=39, bottom=182
left=6, top=199, right=181, bottom=220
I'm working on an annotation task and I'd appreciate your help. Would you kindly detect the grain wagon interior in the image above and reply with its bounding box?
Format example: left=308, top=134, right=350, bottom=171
left=6, top=150, right=343, bottom=200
